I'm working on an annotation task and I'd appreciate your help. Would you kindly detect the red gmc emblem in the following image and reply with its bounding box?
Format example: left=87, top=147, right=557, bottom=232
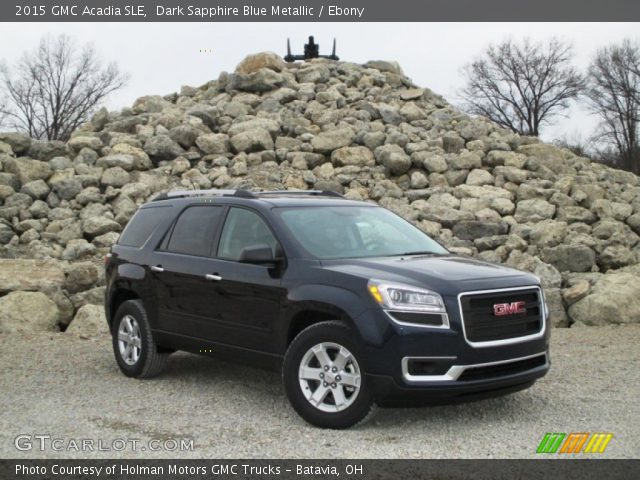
left=493, top=301, right=526, bottom=316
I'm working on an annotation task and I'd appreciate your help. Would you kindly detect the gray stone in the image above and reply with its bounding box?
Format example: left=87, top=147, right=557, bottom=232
left=296, top=64, right=331, bottom=84
left=230, top=128, right=274, bottom=153
left=311, top=127, right=355, bottom=153
left=375, top=144, right=411, bottom=176
left=514, top=199, right=556, bottom=223
left=416, top=152, right=447, bottom=173
left=447, top=151, right=482, bottom=170
left=96, top=154, right=135, bottom=171
left=101, top=167, right=130, bottom=187
left=27, top=140, right=67, bottom=161
left=62, top=239, right=97, bottom=261
left=235, top=52, right=285, bottom=74
left=20, top=179, right=50, bottom=199
left=231, top=69, right=284, bottom=92
left=568, top=273, right=640, bottom=325
left=541, top=244, right=596, bottom=273
left=0, top=291, right=59, bottom=333
left=465, top=169, right=494, bottom=186
left=65, top=304, right=109, bottom=337
left=64, top=262, right=99, bottom=294
left=331, top=146, right=375, bottom=167
left=0, top=132, right=31, bottom=155
left=82, top=216, right=121, bottom=239
left=143, top=135, right=185, bottom=161
left=598, top=245, right=636, bottom=271
left=562, top=280, right=590, bottom=306
left=196, top=133, right=230, bottom=155
left=452, top=221, right=508, bottom=241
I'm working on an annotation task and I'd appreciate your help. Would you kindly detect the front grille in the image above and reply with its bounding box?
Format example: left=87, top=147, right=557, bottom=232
left=457, top=354, right=547, bottom=381
left=460, top=288, right=543, bottom=343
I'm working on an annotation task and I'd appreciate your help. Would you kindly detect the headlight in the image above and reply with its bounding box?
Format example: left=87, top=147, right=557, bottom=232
left=368, top=280, right=446, bottom=313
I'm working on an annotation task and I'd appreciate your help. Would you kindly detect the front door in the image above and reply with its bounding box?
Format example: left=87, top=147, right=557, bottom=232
left=205, top=207, right=286, bottom=353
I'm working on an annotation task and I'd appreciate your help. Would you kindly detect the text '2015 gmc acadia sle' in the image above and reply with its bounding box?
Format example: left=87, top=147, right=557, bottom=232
left=105, top=189, right=550, bottom=429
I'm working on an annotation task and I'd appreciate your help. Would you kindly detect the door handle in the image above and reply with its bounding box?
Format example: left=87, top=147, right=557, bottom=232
left=205, top=274, right=222, bottom=281
left=150, top=265, right=164, bottom=272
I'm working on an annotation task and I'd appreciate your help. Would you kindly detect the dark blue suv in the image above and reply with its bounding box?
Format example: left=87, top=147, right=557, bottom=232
left=105, top=189, right=550, bottom=428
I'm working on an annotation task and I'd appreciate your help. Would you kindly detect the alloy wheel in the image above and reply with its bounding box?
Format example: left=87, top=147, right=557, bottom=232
left=118, top=314, right=142, bottom=366
left=298, top=342, right=362, bottom=413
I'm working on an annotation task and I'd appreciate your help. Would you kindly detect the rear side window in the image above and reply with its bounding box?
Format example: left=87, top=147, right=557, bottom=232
left=118, top=206, right=169, bottom=247
left=167, top=206, right=223, bottom=257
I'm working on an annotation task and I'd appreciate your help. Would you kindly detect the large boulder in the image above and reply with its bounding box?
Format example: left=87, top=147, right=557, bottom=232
left=0, top=259, right=65, bottom=294
left=65, top=304, right=108, bottom=337
left=331, top=146, right=375, bottom=167
left=375, top=144, right=411, bottom=176
left=514, top=198, right=556, bottom=223
left=230, top=69, right=284, bottom=93
left=230, top=128, right=274, bottom=153
left=540, top=244, right=596, bottom=273
left=0, top=291, right=59, bottom=333
left=3, top=157, right=52, bottom=185
left=64, top=262, right=100, bottom=294
left=568, top=273, right=640, bottom=325
left=235, top=52, right=285, bottom=74
left=143, top=135, right=185, bottom=161
left=311, top=127, right=355, bottom=153
left=0, top=132, right=31, bottom=155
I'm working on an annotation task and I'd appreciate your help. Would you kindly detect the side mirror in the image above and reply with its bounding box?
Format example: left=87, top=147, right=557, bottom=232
left=238, top=244, right=277, bottom=265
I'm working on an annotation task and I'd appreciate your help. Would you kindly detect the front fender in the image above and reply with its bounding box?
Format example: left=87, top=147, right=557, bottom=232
left=284, top=284, right=388, bottom=346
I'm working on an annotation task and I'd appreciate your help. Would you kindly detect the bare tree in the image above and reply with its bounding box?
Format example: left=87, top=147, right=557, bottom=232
left=552, top=131, right=596, bottom=159
left=460, top=38, right=583, bottom=137
left=0, top=34, right=127, bottom=141
left=586, top=39, right=640, bottom=174
left=0, top=99, right=7, bottom=129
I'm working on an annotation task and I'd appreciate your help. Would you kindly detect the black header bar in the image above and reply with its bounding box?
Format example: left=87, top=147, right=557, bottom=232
left=3, top=0, right=640, bottom=22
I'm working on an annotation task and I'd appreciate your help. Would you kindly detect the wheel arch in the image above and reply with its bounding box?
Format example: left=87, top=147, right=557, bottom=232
left=284, top=284, right=371, bottom=349
left=107, top=286, right=141, bottom=330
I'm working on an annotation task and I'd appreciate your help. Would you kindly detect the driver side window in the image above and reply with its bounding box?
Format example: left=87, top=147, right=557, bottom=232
left=217, top=208, right=279, bottom=261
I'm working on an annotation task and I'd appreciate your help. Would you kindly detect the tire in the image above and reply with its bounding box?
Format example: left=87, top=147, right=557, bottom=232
left=283, top=321, right=373, bottom=429
left=111, top=299, right=169, bottom=379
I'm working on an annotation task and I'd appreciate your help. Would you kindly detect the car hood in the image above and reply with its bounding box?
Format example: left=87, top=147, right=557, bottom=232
left=321, top=254, right=539, bottom=295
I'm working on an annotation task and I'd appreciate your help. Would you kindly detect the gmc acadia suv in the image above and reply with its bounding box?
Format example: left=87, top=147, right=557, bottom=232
left=105, top=189, right=550, bottom=429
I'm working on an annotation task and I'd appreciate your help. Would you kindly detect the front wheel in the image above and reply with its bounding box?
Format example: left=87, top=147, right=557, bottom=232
left=283, top=321, right=373, bottom=429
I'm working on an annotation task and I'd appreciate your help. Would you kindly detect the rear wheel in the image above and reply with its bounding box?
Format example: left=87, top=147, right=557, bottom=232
left=112, top=299, right=169, bottom=378
left=283, top=321, right=373, bottom=429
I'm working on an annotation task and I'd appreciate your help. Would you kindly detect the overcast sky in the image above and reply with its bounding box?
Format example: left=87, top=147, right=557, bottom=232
left=1, top=22, right=638, bottom=142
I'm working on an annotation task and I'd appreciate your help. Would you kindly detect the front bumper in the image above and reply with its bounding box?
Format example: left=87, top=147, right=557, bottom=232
left=353, top=296, right=551, bottom=404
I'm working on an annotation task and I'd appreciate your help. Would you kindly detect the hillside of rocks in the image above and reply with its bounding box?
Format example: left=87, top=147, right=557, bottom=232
left=1, top=51, right=640, bottom=335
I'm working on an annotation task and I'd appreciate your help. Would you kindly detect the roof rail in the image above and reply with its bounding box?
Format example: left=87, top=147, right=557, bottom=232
left=151, top=189, right=344, bottom=202
left=253, top=190, right=344, bottom=198
left=152, top=189, right=250, bottom=201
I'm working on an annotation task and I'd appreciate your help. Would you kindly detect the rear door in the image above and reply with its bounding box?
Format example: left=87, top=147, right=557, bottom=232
left=150, top=205, right=226, bottom=340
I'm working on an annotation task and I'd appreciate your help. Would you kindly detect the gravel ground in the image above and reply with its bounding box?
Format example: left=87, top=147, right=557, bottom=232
left=1, top=326, right=639, bottom=459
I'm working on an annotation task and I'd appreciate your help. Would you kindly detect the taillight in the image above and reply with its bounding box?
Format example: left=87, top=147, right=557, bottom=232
left=104, top=253, right=112, bottom=265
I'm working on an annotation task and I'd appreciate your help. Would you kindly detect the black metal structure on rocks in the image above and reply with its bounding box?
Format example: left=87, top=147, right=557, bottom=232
left=284, top=36, right=339, bottom=62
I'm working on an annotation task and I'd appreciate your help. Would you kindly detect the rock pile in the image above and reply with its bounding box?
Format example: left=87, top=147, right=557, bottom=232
left=1, top=51, right=640, bottom=334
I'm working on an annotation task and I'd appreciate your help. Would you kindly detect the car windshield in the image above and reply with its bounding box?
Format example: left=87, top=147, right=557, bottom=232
left=276, top=205, right=448, bottom=260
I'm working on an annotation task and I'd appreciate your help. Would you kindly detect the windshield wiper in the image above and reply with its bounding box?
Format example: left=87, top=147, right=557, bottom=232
left=395, top=251, right=442, bottom=257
